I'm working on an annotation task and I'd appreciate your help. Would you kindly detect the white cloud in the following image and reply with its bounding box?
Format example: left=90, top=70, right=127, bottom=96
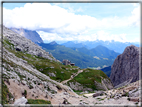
left=3, top=3, right=140, bottom=42
left=128, top=5, right=140, bottom=27
left=38, top=30, right=130, bottom=43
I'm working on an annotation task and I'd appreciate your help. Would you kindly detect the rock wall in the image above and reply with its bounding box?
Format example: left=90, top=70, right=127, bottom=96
left=110, top=45, right=139, bottom=86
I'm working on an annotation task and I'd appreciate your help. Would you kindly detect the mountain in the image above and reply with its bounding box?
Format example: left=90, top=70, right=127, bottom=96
left=62, top=40, right=140, bottom=53
left=49, top=41, right=58, bottom=45
left=37, top=42, right=117, bottom=69
left=72, top=45, right=120, bottom=59
left=110, top=45, right=139, bottom=87
left=1, top=25, right=114, bottom=105
left=62, top=41, right=88, bottom=48
left=10, top=27, right=43, bottom=44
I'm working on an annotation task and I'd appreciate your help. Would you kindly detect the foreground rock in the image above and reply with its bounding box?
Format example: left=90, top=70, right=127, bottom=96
left=110, top=45, right=139, bottom=86
left=93, top=91, right=104, bottom=97
left=14, top=97, right=27, bottom=105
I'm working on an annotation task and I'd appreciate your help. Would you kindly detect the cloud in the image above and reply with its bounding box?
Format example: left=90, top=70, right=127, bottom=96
left=3, top=3, right=140, bottom=42
left=38, top=30, right=129, bottom=43
left=128, top=5, right=140, bottom=27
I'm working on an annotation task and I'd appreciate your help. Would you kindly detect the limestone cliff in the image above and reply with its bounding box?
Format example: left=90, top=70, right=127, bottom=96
left=110, top=45, right=139, bottom=87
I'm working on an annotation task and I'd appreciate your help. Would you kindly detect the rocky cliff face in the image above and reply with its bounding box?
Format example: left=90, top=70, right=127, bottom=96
left=110, top=45, right=139, bottom=87
left=10, top=27, right=43, bottom=43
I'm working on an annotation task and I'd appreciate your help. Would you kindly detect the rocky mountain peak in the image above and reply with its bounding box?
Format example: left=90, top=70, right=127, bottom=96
left=10, top=27, right=43, bottom=43
left=110, top=45, right=139, bottom=87
left=49, top=41, right=58, bottom=45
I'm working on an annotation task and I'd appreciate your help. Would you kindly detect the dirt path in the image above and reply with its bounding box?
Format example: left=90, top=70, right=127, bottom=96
left=61, top=70, right=83, bottom=84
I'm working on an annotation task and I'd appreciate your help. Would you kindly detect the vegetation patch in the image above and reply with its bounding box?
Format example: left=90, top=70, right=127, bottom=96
left=68, top=68, right=109, bottom=91
left=27, top=99, right=51, bottom=104
left=2, top=80, right=14, bottom=104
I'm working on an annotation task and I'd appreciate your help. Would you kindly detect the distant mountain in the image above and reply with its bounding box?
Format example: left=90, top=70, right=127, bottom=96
left=49, top=41, right=58, bottom=45
left=37, top=42, right=117, bottom=69
left=10, top=28, right=43, bottom=44
left=62, top=41, right=88, bottom=48
left=62, top=40, right=140, bottom=53
left=71, top=45, right=120, bottom=60
left=90, top=45, right=120, bottom=59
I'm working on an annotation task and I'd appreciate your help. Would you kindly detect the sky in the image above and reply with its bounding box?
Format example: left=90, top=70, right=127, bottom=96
left=3, top=3, right=140, bottom=44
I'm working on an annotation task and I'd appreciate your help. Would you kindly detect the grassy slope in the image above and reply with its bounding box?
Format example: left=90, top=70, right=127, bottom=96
left=27, top=99, right=51, bottom=104
left=3, top=37, right=79, bottom=82
left=67, top=68, right=109, bottom=91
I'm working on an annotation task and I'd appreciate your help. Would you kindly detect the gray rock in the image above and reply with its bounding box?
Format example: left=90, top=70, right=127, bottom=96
left=21, top=80, right=27, bottom=85
left=14, top=97, right=27, bottom=105
left=129, top=88, right=139, bottom=97
left=64, top=92, right=68, bottom=95
left=110, top=45, right=139, bottom=86
left=93, top=91, right=104, bottom=97
left=128, top=97, right=139, bottom=102
left=48, top=72, right=56, bottom=77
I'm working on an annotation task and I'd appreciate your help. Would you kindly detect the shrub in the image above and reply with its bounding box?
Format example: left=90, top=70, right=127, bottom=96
left=23, top=90, right=27, bottom=98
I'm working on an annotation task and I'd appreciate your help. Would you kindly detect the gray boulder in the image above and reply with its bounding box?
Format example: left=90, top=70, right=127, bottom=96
left=92, top=91, right=104, bottom=97
left=14, top=97, right=27, bottom=105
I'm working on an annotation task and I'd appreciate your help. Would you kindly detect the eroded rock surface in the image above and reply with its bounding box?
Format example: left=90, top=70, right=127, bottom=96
left=110, top=45, right=139, bottom=86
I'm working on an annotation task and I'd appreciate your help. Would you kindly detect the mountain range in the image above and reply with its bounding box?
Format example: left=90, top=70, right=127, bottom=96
left=62, top=40, right=140, bottom=53
left=37, top=42, right=119, bottom=69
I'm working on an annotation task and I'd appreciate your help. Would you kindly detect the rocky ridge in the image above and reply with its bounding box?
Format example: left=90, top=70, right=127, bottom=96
left=0, top=26, right=58, bottom=62
left=10, top=27, right=43, bottom=43
left=110, top=45, right=139, bottom=87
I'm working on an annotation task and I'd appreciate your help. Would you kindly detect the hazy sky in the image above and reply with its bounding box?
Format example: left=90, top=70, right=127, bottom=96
left=3, top=3, right=140, bottom=43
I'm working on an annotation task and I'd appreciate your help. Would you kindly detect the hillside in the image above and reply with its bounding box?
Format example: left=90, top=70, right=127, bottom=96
left=37, top=42, right=118, bottom=69
left=71, top=45, right=120, bottom=59
left=66, top=68, right=113, bottom=92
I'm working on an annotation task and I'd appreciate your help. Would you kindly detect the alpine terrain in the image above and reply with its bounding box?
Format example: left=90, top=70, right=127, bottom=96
left=0, top=25, right=141, bottom=106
